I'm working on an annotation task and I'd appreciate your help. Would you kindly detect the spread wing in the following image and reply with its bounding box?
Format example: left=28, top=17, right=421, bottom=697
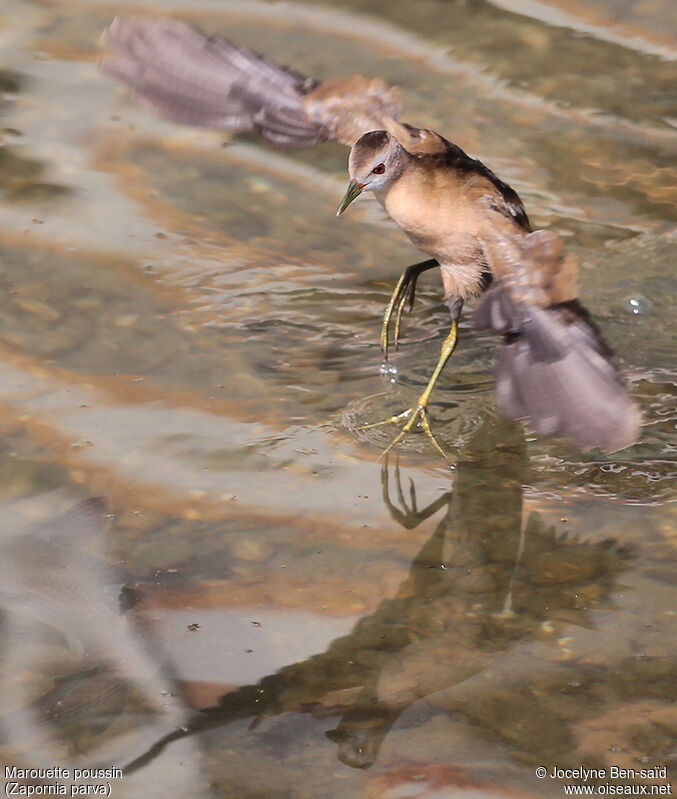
left=474, top=230, right=641, bottom=452
left=100, top=16, right=400, bottom=146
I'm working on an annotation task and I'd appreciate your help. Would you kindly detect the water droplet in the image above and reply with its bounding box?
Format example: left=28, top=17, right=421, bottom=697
left=379, top=361, right=398, bottom=383
left=623, top=294, right=652, bottom=315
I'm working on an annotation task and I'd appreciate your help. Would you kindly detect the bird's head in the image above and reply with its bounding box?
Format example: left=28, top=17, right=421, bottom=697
left=336, top=130, right=405, bottom=215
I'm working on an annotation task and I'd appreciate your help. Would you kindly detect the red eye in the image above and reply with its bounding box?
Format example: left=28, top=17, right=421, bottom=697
left=371, top=163, right=385, bottom=175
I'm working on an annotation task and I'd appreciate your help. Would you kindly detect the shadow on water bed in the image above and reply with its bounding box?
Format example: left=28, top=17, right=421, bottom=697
left=0, top=0, right=674, bottom=797
left=4, top=419, right=675, bottom=798
left=122, top=421, right=637, bottom=783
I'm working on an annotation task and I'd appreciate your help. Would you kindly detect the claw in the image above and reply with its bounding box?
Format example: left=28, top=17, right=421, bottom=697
left=382, top=404, right=448, bottom=459
left=360, top=402, right=447, bottom=458
left=393, top=279, right=414, bottom=350
left=380, top=272, right=409, bottom=359
left=363, top=319, right=459, bottom=459
left=360, top=407, right=411, bottom=430
left=380, top=259, right=438, bottom=359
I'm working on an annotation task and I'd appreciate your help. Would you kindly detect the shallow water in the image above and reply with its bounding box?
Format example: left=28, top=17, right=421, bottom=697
left=0, top=0, right=675, bottom=796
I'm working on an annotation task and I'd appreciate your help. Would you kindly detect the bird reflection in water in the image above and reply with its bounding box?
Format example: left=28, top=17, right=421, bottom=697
left=122, top=419, right=631, bottom=779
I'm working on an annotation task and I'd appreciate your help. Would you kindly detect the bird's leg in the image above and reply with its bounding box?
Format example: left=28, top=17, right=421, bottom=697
left=380, top=320, right=458, bottom=457
left=380, top=259, right=439, bottom=359
left=364, top=295, right=464, bottom=458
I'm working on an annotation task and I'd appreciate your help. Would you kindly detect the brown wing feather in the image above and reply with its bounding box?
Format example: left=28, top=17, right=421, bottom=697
left=100, top=16, right=400, bottom=147
left=304, top=77, right=401, bottom=146
left=481, top=228, right=578, bottom=306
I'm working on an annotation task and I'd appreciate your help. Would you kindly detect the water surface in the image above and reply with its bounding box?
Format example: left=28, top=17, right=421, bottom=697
left=0, top=0, right=675, bottom=797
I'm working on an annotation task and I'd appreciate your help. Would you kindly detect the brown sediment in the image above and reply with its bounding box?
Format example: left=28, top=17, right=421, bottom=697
left=0, top=229, right=187, bottom=304
left=127, top=574, right=387, bottom=616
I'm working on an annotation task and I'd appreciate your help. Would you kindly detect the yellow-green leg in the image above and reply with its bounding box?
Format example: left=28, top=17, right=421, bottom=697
left=380, top=259, right=439, bottom=358
left=364, top=319, right=459, bottom=458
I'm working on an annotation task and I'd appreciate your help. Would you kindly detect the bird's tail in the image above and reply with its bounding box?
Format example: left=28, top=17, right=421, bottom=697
left=100, top=17, right=401, bottom=147
left=474, top=288, right=641, bottom=453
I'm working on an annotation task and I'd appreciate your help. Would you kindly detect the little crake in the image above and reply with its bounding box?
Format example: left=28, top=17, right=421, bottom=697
left=100, top=16, right=641, bottom=455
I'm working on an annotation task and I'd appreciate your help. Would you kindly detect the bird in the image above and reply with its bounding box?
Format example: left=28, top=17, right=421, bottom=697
left=100, top=16, right=641, bottom=455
